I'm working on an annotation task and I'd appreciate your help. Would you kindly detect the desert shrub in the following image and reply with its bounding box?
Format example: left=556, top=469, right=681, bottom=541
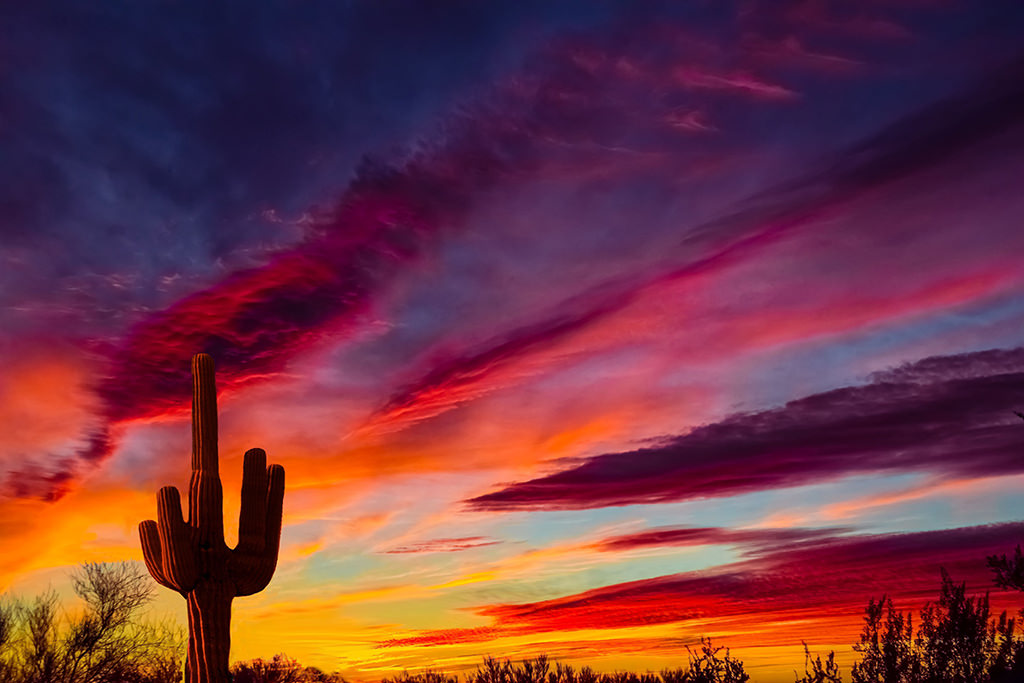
left=681, top=638, right=749, bottom=683
left=795, top=643, right=842, bottom=683
left=0, top=562, right=184, bottom=683
left=461, top=651, right=745, bottom=683
left=231, top=653, right=347, bottom=682
left=545, top=661, right=601, bottom=683
left=383, top=668, right=459, bottom=683
left=468, top=656, right=555, bottom=683
left=470, top=656, right=517, bottom=683
left=232, top=654, right=301, bottom=683
left=659, top=667, right=689, bottom=683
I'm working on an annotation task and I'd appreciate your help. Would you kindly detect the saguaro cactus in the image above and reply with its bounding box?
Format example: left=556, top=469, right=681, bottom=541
left=139, top=354, right=285, bottom=683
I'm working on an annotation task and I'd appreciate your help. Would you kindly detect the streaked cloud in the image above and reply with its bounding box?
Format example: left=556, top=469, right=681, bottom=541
left=381, top=522, right=1024, bottom=648
left=471, top=346, right=1024, bottom=511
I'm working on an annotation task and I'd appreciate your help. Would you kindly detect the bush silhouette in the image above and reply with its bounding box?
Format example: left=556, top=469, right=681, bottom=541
left=680, top=638, right=749, bottom=683
left=382, top=646, right=747, bottom=683
left=385, top=667, right=461, bottom=683
left=230, top=653, right=347, bottom=682
left=794, top=643, right=842, bottom=683
left=0, top=562, right=184, bottom=683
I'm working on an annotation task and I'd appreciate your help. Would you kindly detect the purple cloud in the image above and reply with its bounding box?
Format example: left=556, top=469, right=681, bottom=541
left=469, top=346, right=1024, bottom=510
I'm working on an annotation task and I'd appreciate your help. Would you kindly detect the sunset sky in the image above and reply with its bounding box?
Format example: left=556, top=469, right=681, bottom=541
left=2, top=2, right=1024, bottom=681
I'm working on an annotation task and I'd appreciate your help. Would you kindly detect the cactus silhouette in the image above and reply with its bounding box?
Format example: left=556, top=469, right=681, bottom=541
left=139, top=354, right=285, bottom=683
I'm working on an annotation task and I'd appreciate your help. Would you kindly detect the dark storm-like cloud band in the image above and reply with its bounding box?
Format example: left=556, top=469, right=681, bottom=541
left=468, top=346, right=1024, bottom=510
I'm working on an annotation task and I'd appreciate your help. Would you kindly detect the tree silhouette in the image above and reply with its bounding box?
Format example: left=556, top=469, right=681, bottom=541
left=851, top=595, right=919, bottom=683
left=987, top=545, right=1024, bottom=593
left=916, top=569, right=1001, bottom=682
left=851, top=568, right=1020, bottom=683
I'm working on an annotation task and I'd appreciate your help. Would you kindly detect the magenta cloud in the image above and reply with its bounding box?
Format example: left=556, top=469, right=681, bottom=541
left=367, top=56, right=1024, bottom=434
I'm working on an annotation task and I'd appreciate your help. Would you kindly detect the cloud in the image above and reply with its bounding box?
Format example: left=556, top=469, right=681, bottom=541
left=3, top=462, right=76, bottom=502
left=383, top=536, right=502, bottom=554
left=367, top=55, right=1024, bottom=435
left=592, top=525, right=853, bottom=554
left=78, top=11, right=747, bottom=436
left=363, top=287, right=641, bottom=432
left=469, top=346, right=1024, bottom=511
left=70, top=7, right=841, bottom=463
left=378, top=628, right=502, bottom=649
left=379, top=522, right=1024, bottom=647
left=742, top=35, right=864, bottom=74
left=0, top=344, right=113, bottom=500
left=7, top=5, right=1023, bottom=509
left=85, top=7, right=812, bottom=427
left=3, top=427, right=116, bottom=501
left=671, top=66, right=798, bottom=99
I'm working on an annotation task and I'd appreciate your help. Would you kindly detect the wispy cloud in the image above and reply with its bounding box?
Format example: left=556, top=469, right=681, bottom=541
left=367, top=54, right=1024, bottom=437
left=383, top=536, right=502, bottom=554
left=592, top=525, right=853, bottom=554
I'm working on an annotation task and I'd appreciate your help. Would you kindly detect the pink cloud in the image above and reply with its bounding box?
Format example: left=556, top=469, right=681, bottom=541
left=671, top=66, right=799, bottom=100
left=383, top=536, right=502, bottom=554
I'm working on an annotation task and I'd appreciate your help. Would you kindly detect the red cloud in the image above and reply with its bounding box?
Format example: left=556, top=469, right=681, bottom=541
left=379, top=522, right=1024, bottom=649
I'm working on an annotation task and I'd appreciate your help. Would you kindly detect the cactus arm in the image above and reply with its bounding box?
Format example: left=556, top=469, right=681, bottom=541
left=266, top=464, right=285, bottom=555
left=189, top=354, right=226, bottom=549
left=139, top=520, right=175, bottom=590
left=237, top=448, right=269, bottom=552
left=157, top=485, right=198, bottom=592
left=231, top=460, right=285, bottom=597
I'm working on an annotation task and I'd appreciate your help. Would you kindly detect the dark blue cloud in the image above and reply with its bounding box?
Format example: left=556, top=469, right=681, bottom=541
left=0, top=1, right=618, bottom=335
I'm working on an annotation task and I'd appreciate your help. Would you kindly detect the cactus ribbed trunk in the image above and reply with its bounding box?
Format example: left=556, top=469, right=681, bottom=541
left=139, top=354, right=285, bottom=683
left=186, top=583, right=234, bottom=683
